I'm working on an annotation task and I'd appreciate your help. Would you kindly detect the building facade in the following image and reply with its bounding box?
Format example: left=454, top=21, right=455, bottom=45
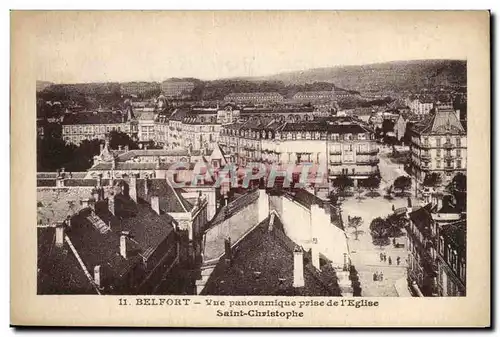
left=137, top=111, right=156, bottom=142
left=161, top=81, right=195, bottom=99
left=436, top=220, right=466, bottom=296
left=120, top=82, right=160, bottom=96
left=407, top=203, right=438, bottom=296
left=224, top=92, right=284, bottom=104
left=406, top=98, right=434, bottom=116
left=408, top=107, right=467, bottom=183
left=61, top=108, right=138, bottom=145
left=292, top=90, right=336, bottom=103
left=220, top=117, right=379, bottom=186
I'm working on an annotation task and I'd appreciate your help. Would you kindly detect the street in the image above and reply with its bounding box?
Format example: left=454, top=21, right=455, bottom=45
left=341, top=145, right=413, bottom=297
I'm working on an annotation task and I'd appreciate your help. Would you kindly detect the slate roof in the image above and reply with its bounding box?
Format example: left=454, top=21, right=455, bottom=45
left=136, top=178, right=193, bottom=213
left=116, top=149, right=190, bottom=161
left=37, top=227, right=97, bottom=295
left=62, top=111, right=129, bottom=125
left=279, top=121, right=371, bottom=134
left=409, top=203, right=434, bottom=238
left=201, top=214, right=341, bottom=296
left=67, top=194, right=175, bottom=279
left=169, top=108, right=191, bottom=121
left=89, top=162, right=159, bottom=171
left=411, top=107, right=465, bottom=135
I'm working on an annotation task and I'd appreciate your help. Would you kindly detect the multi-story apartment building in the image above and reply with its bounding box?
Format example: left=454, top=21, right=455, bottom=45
left=406, top=98, right=435, bottom=116
left=224, top=92, right=284, bottom=104
left=407, top=192, right=466, bottom=297
left=407, top=203, right=438, bottom=296
left=216, top=104, right=241, bottom=124
left=166, top=108, right=189, bottom=149
left=181, top=114, right=221, bottom=152
left=154, top=109, right=171, bottom=146
left=137, top=111, right=156, bottom=142
left=436, top=219, right=466, bottom=296
left=292, top=90, right=336, bottom=103
left=120, top=82, right=160, bottom=96
left=61, top=108, right=138, bottom=145
left=154, top=107, right=221, bottom=152
left=408, top=106, right=467, bottom=183
left=161, top=80, right=195, bottom=99
left=239, top=105, right=322, bottom=123
left=220, top=116, right=379, bottom=186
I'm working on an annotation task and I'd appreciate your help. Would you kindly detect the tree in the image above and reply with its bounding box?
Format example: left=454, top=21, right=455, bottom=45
left=109, top=130, right=138, bottom=150
left=423, top=172, right=442, bottom=188
left=387, top=214, right=408, bottom=238
left=66, top=139, right=102, bottom=171
left=332, top=175, right=354, bottom=198
left=37, top=135, right=77, bottom=171
left=448, top=173, right=467, bottom=212
left=382, top=119, right=395, bottom=136
left=451, top=172, right=467, bottom=192
left=365, top=174, right=381, bottom=196
left=393, top=175, right=412, bottom=195
left=328, top=191, right=339, bottom=206
left=369, top=217, right=391, bottom=248
left=348, top=216, right=364, bottom=240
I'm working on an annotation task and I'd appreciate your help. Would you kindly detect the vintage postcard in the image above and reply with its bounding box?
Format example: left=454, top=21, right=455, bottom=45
left=11, top=10, right=490, bottom=327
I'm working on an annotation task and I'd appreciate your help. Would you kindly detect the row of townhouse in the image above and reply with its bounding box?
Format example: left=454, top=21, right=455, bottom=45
left=219, top=116, right=380, bottom=187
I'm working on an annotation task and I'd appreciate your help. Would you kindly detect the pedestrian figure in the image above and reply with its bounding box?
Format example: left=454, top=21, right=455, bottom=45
left=380, top=272, right=384, bottom=281
left=383, top=253, right=387, bottom=262
left=397, top=256, right=401, bottom=266
left=373, top=272, right=377, bottom=281
left=388, top=256, right=392, bottom=265
left=392, top=238, right=396, bottom=246
left=380, top=253, right=383, bottom=262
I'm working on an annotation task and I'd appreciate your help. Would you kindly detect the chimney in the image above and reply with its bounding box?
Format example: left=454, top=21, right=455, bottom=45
left=224, top=237, right=232, bottom=262
left=55, top=177, right=65, bottom=188
left=88, top=197, right=96, bottom=211
left=268, top=211, right=275, bottom=232
left=65, top=216, right=71, bottom=229
left=94, top=265, right=102, bottom=288
left=81, top=198, right=90, bottom=209
left=55, top=222, right=65, bottom=248
left=120, top=231, right=129, bottom=259
left=108, top=193, right=115, bottom=215
left=151, top=195, right=160, bottom=215
left=311, top=238, right=320, bottom=270
left=118, top=145, right=123, bottom=151
left=124, top=145, right=129, bottom=152
left=144, top=176, right=150, bottom=196
left=293, top=246, right=304, bottom=288
left=129, top=174, right=137, bottom=202
left=436, top=195, right=443, bottom=211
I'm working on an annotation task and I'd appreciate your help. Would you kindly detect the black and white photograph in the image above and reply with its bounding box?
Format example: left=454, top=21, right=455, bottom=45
left=10, top=10, right=490, bottom=327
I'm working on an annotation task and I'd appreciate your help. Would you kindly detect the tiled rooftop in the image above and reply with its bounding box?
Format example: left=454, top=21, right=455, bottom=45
left=201, top=214, right=340, bottom=296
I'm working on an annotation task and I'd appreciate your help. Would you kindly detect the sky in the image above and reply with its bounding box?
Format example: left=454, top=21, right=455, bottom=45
left=30, top=11, right=476, bottom=84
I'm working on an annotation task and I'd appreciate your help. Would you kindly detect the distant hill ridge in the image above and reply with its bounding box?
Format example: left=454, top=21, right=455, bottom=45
left=247, top=59, right=466, bottom=91
left=38, top=59, right=466, bottom=98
